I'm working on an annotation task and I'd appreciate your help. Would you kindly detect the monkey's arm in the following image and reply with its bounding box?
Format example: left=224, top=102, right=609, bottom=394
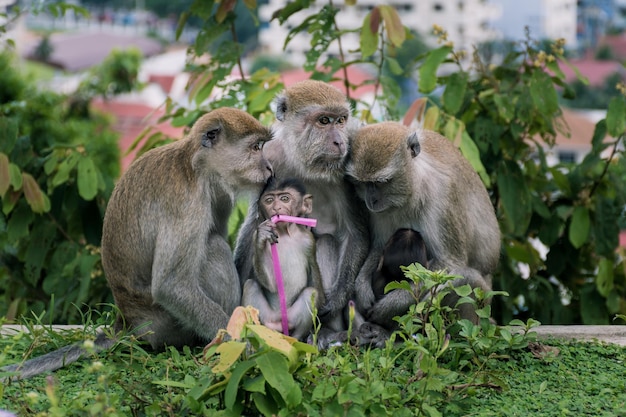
left=366, top=288, right=416, bottom=326
left=354, top=247, right=384, bottom=313
left=318, top=220, right=370, bottom=320
left=252, top=220, right=279, bottom=292
left=308, top=245, right=326, bottom=308
left=242, top=279, right=281, bottom=325
left=234, top=201, right=261, bottom=289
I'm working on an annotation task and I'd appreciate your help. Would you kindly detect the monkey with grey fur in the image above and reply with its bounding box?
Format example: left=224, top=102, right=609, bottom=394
left=242, top=177, right=326, bottom=341
left=347, top=122, right=500, bottom=343
left=234, top=80, right=370, bottom=342
left=2, top=108, right=273, bottom=380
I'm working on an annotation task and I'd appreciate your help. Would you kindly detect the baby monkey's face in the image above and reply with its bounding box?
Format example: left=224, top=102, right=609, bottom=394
left=261, top=187, right=304, bottom=218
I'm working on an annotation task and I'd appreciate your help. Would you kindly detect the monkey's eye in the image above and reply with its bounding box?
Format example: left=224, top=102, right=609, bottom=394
left=318, top=116, right=331, bottom=125
left=252, top=141, right=264, bottom=151
left=336, top=116, right=346, bottom=125
left=263, top=196, right=275, bottom=205
left=279, top=195, right=291, bottom=203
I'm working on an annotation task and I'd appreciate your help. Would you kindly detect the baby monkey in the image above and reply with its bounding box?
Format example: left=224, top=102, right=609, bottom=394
left=354, top=228, right=430, bottom=348
left=372, top=228, right=429, bottom=301
left=242, top=177, right=326, bottom=341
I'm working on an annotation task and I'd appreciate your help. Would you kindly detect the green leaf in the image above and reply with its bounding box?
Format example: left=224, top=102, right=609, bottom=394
left=443, top=72, right=467, bottom=114
left=580, top=284, right=609, bottom=324
left=9, top=163, right=21, bottom=190
left=251, top=392, right=278, bottom=416
left=360, top=12, right=379, bottom=59
left=0, top=117, right=18, bottom=154
left=596, top=258, right=614, bottom=297
left=215, top=0, right=236, bottom=23
left=52, top=152, right=80, bottom=187
left=378, top=5, right=405, bottom=47
left=606, top=96, right=626, bottom=138
left=77, top=156, right=99, bottom=201
left=497, top=161, right=531, bottom=235
left=7, top=203, right=34, bottom=242
left=530, top=71, right=558, bottom=115
left=24, top=221, right=55, bottom=285
left=460, top=131, right=490, bottom=187
left=0, top=153, right=9, bottom=197
left=22, top=173, right=50, bottom=213
left=568, top=206, right=590, bottom=249
left=225, top=360, right=256, bottom=410
left=257, top=351, right=301, bottom=408
left=593, top=197, right=620, bottom=257
left=454, top=284, right=473, bottom=297
left=386, top=57, right=403, bottom=76
left=419, top=46, right=452, bottom=94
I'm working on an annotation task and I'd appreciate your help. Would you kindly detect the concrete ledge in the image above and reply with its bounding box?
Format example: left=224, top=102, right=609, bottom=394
left=3, top=325, right=626, bottom=346
left=533, top=325, right=626, bottom=346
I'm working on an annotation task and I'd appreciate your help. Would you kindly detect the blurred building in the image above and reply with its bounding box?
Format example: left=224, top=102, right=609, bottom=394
left=492, top=0, right=578, bottom=48
left=258, top=0, right=502, bottom=66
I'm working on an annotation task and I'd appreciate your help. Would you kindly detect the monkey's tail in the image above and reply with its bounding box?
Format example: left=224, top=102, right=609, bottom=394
left=0, top=332, right=115, bottom=381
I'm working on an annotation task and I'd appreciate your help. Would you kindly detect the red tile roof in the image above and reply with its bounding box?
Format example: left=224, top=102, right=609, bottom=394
left=24, top=32, right=163, bottom=72
left=91, top=99, right=183, bottom=172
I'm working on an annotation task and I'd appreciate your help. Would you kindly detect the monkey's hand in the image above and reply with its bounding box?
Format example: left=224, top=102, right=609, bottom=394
left=354, top=252, right=381, bottom=313
left=366, top=289, right=415, bottom=326
left=256, top=220, right=278, bottom=246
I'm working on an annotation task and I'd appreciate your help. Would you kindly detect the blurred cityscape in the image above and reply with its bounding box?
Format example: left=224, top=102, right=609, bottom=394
left=0, top=0, right=624, bottom=178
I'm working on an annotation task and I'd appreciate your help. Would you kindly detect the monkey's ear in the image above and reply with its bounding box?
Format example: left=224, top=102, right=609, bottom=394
left=202, top=128, right=221, bottom=148
left=406, top=132, right=421, bottom=158
left=275, top=95, right=288, bottom=122
left=302, top=194, right=313, bottom=216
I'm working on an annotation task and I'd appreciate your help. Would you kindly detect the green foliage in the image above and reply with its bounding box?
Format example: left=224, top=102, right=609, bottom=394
left=0, top=50, right=121, bottom=324
left=565, top=72, right=625, bottom=109
left=1, top=266, right=545, bottom=415
left=412, top=32, right=626, bottom=325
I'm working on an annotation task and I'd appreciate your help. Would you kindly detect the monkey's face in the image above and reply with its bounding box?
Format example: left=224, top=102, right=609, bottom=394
left=347, top=122, right=413, bottom=213
left=274, top=81, right=352, bottom=179
left=190, top=108, right=274, bottom=190
left=260, top=186, right=312, bottom=218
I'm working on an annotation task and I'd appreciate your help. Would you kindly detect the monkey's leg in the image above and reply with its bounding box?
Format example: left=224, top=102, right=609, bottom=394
left=234, top=202, right=261, bottom=288
left=242, top=279, right=282, bottom=327
left=284, top=287, right=317, bottom=341
left=152, top=234, right=240, bottom=347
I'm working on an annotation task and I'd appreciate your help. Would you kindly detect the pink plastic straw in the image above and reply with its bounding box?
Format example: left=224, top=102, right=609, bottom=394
left=270, top=215, right=318, bottom=335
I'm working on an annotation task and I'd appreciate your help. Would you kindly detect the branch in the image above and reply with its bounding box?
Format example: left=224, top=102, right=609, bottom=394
left=231, top=21, right=246, bottom=83
left=589, top=134, right=624, bottom=198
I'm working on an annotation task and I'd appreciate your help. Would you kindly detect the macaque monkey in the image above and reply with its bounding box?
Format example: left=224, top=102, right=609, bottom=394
left=2, top=108, right=273, bottom=380
left=372, top=228, right=429, bottom=301
left=347, top=122, right=500, bottom=337
left=242, top=177, right=326, bottom=341
left=234, top=80, right=370, bottom=338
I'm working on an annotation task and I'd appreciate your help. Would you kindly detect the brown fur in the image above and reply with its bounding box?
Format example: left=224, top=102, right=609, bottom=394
left=102, top=107, right=273, bottom=350
left=348, top=122, right=500, bottom=335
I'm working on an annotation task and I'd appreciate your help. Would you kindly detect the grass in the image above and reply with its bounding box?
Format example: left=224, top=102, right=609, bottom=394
left=1, top=325, right=626, bottom=416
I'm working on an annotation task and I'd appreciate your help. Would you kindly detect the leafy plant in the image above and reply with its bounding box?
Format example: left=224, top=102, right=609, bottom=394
left=0, top=48, right=127, bottom=324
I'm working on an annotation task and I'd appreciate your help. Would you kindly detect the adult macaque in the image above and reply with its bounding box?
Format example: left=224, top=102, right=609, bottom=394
left=372, top=228, right=429, bottom=301
left=234, top=80, right=369, bottom=337
left=242, top=177, right=326, bottom=341
left=347, top=122, right=500, bottom=335
left=2, top=108, right=273, bottom=380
